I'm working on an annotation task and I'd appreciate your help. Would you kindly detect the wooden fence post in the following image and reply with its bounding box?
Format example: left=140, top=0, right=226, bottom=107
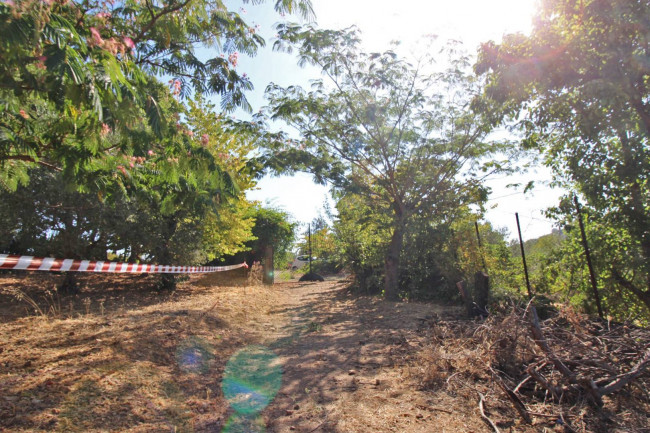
left=262, top=245, right=274, bottom=285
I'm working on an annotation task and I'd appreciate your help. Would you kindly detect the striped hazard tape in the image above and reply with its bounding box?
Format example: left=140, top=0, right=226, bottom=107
left=0, top=254, right=248, bottom=274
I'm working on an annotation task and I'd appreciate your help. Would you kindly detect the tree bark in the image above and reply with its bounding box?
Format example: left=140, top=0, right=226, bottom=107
left=384, top=214, right=405, bottom=301
left=158, top=215, right=178, bottom=291
left=611, top=267, right=650, bottom=313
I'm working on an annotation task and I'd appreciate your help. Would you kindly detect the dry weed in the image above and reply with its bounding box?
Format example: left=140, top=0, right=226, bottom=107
left=416, top=305, right=650, bottom=432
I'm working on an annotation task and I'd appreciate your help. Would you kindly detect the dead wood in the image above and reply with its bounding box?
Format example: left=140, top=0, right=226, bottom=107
left=490, top=367, right=532, bottom=424
left=526, top=365, right=562, bottom=401
left=528, top=305, right=604, bottom=406
left=598, top=346, right=650, bottom=396
left=477, top=392, right=501, bottom=433
left=418, top=301, right=650, bottom=432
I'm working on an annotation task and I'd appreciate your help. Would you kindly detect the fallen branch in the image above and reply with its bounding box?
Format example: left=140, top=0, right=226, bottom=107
left=478, top=392, right=501, bottom=433
left=526, top=365, right=562, bottom=401
left=528, top=306, right=603, bottom=406
left=490, top=368, right=532, bottom=424
left=598, top=346, right=650, bottom=396
left=513, top=375, right=532, bottom=395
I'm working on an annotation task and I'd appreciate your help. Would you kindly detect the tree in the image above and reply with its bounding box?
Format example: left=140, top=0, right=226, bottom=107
left=263, top=27, right=512, bottom=299
left=0, top=90, right=265, bottom=290
left=185, top=95, right=259, bottom=261
left=475, top=0, right=650, bottom=313
left=243, top=205, right=296, bottom=266
left=0, top=0, right=314, bottom=291
left=0, top=0, right=314, bottom=190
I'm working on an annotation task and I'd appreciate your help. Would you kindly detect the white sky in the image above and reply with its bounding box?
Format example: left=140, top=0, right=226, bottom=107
left=230, top=0, right=562, bottom=240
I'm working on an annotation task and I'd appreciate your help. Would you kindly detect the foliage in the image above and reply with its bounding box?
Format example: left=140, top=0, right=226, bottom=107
left=263, top=27, right=513, bottom=299
left=0, top=92, right=264, bottom=291
left=452, top=218, right=523, bottom=302
left=331, top=190, right=391, bottom=293
left=295, top=215, right=340, bottom=274
left=185, top=95, right=259, bottom=261
left=241, top=205, right=296, bottom=267
left=0, top=0, right=313, bottom=190
left=475, top=0, right=650, bottom=316
left=0, top=0, right=316, bottom=292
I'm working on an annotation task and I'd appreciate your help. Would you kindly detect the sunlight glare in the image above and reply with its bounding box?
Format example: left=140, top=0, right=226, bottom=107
left=315, top=0, right=538, bottom=50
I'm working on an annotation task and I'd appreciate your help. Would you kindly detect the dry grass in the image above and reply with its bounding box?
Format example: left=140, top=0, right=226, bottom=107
left=2, top=270, right=648, bottom=433
left=0, top=269, right=289, bottom=432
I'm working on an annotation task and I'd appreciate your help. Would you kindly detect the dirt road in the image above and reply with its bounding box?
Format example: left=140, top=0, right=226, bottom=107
left=0, top=272, right=488, bottom=433
left=253, top=279, right=483, bottom=433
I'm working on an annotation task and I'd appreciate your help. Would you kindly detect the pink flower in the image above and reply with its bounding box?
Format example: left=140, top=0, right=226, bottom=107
left=123, top=37, right=135, bottom=51
left=100, top=123, right=111, bottom=136
left=172, top=79, right=181, bottom=96
left=19, top=109, right=28, bottom=119
left=201, top=134, right=209, bottom=146
left=147, top=150, right=155, bottom=156
left=228, top=52, right=239, bottom=67
left=129, top=162, right=135, bottom=168
left=96, top=12, right=111, bottom=19
left=5, top=0, right=15, bottom=7
left=89, top=27, right=103, bottom=46
left=116, top=165, right=127, bottom=175
left=186, top=130, right=194, bottom=137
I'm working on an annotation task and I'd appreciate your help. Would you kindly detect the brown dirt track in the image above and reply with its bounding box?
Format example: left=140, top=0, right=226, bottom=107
left=1, top=271, right=647, bottom=432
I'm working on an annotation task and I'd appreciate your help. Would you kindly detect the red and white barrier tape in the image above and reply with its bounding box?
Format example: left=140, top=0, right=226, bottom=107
left=0, top=254, right=248, bottom=274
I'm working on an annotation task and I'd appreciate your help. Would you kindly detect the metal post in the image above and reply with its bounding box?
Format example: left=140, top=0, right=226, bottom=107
left=574, top=195, right=604, bottom=318
left=475, top=221, right=488, bottom=271
left=515, top=213, right=533, bottom=299
left=308, top=223, right=312, bottom=275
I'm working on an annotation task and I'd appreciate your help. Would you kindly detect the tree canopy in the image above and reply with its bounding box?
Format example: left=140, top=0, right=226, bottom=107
left=475, top=0, right=650, bottom=312
left=262, top=27, right=513, bottom=299
left=0, top=0, right=313, bottom=190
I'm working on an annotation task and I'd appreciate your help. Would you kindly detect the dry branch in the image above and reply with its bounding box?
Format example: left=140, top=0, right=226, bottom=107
left=599, top=346, right=650, bottom=396
left=526, top=365, right=562, bottom=401
left=477, top=392, right=501, bottom=433
left=490, top=368, right=532, bottom=424
left=528, top=306, right=604, bottom=406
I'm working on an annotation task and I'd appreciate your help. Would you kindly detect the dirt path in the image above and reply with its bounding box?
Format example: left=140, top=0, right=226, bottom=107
left=0, top=273, right=486, bottom=433
left=254, top=279, right=483, bottom=433
left=3, top=273, right=647, bottom=432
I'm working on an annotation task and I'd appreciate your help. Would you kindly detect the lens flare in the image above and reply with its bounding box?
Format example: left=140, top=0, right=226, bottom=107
left=175, top=337, right=213, bottom=374
left=221, top=345, right=282, bottom=415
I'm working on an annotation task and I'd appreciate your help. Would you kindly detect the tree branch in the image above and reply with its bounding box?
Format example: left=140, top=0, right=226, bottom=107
left=2, top=155, right=62, bottom=172
left=132, top=0, right=194, bottom=44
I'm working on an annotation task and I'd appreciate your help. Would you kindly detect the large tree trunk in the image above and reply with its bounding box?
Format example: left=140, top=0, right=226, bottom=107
left=384, top=214, right=405, bottom=301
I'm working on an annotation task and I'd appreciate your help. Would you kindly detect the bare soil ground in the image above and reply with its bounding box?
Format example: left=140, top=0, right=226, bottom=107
left=0, top=271, right=648, bottom=432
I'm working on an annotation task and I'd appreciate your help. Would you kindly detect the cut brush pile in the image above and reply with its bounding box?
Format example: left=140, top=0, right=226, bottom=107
left=417, top=304, right=650, bottom=432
